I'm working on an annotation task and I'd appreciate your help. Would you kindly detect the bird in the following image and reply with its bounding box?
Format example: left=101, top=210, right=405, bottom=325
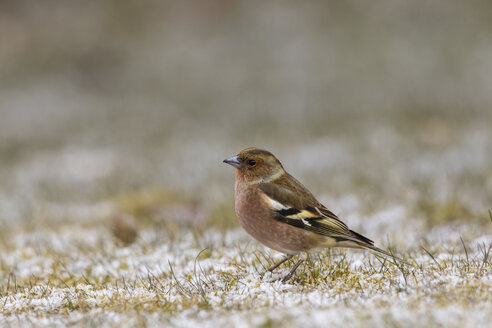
left=223, top=147, right=405, bottom=282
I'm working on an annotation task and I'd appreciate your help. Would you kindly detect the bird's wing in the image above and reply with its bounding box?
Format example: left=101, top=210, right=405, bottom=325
left=259, top=182, right=374, bottom=246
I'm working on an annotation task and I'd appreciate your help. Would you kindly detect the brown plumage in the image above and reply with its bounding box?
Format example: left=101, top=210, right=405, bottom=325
left=224, top=147, right=405, bottom=282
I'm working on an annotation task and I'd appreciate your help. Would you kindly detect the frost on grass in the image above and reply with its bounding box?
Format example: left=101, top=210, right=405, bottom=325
left=1, top=122, right=491, bottom=327
left=0, top=220, right=491, bottom=327
left=0, top=121, right=492, bottom=327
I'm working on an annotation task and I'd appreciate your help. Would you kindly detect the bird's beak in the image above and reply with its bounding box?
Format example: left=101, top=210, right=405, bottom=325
left=223, top=155, right=242, bottom=169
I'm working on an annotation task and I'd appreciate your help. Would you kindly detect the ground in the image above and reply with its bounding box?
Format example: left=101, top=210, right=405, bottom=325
left=0, top=115, right=491, bottom=327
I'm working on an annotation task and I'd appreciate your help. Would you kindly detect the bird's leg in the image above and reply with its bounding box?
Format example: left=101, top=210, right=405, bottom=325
left=281, top=253, right=307, bottom=283
left=268, top=254, right=293, bottom=272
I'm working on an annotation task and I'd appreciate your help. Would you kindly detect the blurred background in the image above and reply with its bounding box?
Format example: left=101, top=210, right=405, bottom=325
left=1, top=0, right=491, bottom=240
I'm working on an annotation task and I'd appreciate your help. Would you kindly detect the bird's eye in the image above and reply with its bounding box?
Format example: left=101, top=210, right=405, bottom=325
left=248, top=160, right=256, bottom=166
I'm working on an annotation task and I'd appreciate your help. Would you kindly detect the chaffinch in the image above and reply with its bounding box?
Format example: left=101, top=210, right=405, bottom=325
left=224, top=147, right=404, bottom=282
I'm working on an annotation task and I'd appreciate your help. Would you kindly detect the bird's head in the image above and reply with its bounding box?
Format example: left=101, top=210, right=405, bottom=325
left=223, top=147, right=285, bottom=183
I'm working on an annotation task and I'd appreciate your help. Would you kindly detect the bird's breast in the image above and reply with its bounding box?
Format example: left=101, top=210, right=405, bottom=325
left=233, top=182, right=325, bottom=254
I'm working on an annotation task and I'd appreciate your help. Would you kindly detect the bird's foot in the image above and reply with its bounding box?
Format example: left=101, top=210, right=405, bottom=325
left=280, top=258, right=305, bottom=283
left=267, top=254, right=294, bottom=272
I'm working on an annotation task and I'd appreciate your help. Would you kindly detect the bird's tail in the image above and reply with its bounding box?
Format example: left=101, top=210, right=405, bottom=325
left=348, top=229, right=411, bottom=266
left=362, top=244, right=411, bottom=267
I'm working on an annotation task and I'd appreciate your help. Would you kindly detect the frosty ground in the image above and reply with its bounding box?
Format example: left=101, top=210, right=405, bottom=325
left=1, top=118, right=491, bottom=327
left=0, top=218, right=491, bottom=327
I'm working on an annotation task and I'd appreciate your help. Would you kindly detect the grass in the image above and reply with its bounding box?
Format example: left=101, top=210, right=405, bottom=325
left=0, top=115, right=491, bottom=326
left=1, top=115, right=491, bottom=327
left=0, top=206, right=491, bottom=327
